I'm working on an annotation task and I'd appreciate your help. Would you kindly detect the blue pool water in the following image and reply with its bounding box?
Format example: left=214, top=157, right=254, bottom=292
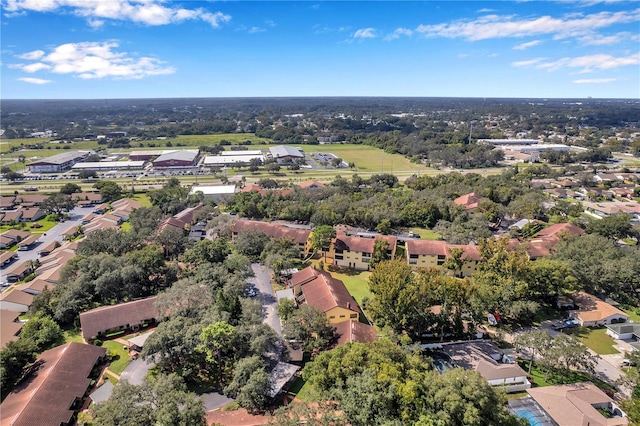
left=516, top=409, right=544, bottom=425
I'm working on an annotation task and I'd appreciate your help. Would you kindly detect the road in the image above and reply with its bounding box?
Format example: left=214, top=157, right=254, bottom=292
left=248, top=263, right=282, bottom=337
left=0, top=206, right=87, bottom=282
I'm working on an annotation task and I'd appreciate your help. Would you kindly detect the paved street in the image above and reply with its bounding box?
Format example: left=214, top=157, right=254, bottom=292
left=248, top=263, right=282, bottom=337
left=0, top=206, right=87, bottom=282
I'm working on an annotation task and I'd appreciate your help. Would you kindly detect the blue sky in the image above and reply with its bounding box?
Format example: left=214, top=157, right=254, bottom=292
left=2, top=1, right=639, bottom=99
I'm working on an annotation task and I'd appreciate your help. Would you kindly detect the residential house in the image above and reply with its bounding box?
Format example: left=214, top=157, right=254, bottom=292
left=453, top=192, right=484, bottom=210
left=525, top=222, right=585, bottom=259
left=0, top=342, right=106, bottom=426
left=17, top=206, right=45, bottom=222
left=79, top=296, right=159, bottom=342
left=521, top=382, right=628, bottom=426
left=0, top=210, right=22, bottom=223
left=110, top=197, right=142, bottom=213
left=17, top=234, right=40, bottom=250
left=0, top=251, right=19, bottom=268
left=37, top=240, right=60, bottom=257
left=232, top=219, right=311, bottom=258
left=606, top=323, right=640, bottom=350
left=297, top=180, right=326, bottom=190
left=441, top=340, right=531, bottom=393
left=329, top=230, right=397, bottom=271
left=287, top=266, right=323, bottom=295
left=0, top=288, right=34, bottom=312
left=446, top=244, right=482, bottom=277
left=295, top=268, right=361, bottom=324
left=3, top=261, right=34, bottom=282
left=334, top=320, right=377, bottom=346
left=1, top=309, right=24, bottom=348
left=71, top=192, right=105, bottom=207
left=405, top=240, right=449, bottom=270
left=571, top=292, right=629, bottom=327
left=15, top=277, right=55, bottom=295
left=158, top=204, right=204, bottom=233
left=0, top=196, right=16, bottom=210
left=14, top=194, right=49, bottom=207
left=1, top=229, right=31, bottom=249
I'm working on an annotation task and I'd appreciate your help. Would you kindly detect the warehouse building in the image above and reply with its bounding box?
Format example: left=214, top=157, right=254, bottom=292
left=152, top=150, right=199, bottom=168
left=71, top=161, right=146, bottom=171
left=27, top=151, right=90, bottom=173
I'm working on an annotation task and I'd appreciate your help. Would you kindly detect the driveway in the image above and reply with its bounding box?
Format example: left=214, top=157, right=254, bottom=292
left=248, top=263, right=281, bottom=337
left=119, top=357, right=155, bottom=386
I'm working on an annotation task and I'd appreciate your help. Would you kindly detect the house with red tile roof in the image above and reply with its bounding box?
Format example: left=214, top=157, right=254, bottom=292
left=453, top=192, right=483, bottom=210
left=571, top=292, right=629, bottom=327
left=299, top=270, right=361, bottom=324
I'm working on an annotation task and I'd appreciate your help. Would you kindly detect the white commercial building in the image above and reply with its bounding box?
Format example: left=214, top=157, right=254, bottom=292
left=204, top=154, right=265, bottom=168
left=71, top=161, right=146, bottom=171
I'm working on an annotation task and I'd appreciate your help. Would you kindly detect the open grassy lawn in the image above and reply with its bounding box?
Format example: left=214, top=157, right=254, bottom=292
left=307, top=144, right=430, bottom=175
left=622, top=307, right=640, bottom=323
left=326, top=268, right=372, bottom=305
left=572, top=327, right=620, bottom=355
left=287, top=377, right=316, bottom=401
left=520, top=360, right=616, bottom=393
left=102, top=340, right=132, bottom=375
left=175, top=133, right=272, bottom=146
left=131, top=193, right=152, bottom=207
left=409, top=227, right=441, bottom=240
left=63, top=328, right=84, bottom=343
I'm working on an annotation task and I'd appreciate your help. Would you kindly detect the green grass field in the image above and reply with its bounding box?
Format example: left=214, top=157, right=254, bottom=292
left=328, top=269, right=372, bottom=305
left=102, top=340, right=132, bottom=375
left=572, top=327, right=620, bottom=355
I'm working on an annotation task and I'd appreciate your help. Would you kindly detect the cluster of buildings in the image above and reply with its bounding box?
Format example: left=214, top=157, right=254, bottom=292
left=24, top=145, right=310, bottom=176
left=479, top=138, right=571, bottom=163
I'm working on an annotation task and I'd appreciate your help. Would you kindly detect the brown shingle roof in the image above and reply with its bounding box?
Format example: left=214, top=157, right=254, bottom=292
left=301, top=271, right=361, bottom=316
left=79, top=296, right=159, bottom=341
left=333, top=231, right=397, bottom=255
left=334, top=320, right=377, bottom=346
left=405, top=239, right=448, bottom=256
left=0, top=342, right=106, bottom=426
left=288, top=266, right=323, bottom=288
left=572, top=292, right=629, bottom=324
left=0, top=309, right=23, bottom=348
left=233, top=220, right=311, bottom=245
left=0, top=289, right=34, bottom=307
left=1, top=229, right=31, bottom=241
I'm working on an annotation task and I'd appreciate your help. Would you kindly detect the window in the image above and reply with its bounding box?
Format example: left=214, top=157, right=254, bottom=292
left=362, top=252, right=371, bottom=257
left=350, top=314, right=358, bottom=318
left=340, top=315, right=345, bottom=318
left=409, top=259, right=417, bottom=264
left=329, top=315, right=335, bottom=319
left=335, top=249, right=344, bottom=254
left=335, top=255, right=343, bottom=260
left=362, top=258, right=370, bottom=263
left=437, top=255, right=446, bottom=260
left=409, top=254, right=419, bottom=259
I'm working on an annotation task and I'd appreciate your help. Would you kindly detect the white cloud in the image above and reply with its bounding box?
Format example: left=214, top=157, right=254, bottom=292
left=384, top=27, right=413, bottom=41
left=573, top=78, right=617, bottom=83
left=19, top=77, right=52, bottom=84
left=513, top=40, right=542, bottom=50
left=512, top=57, right=547, bottom=67
left=3, top=0, right=231, bottom=28
left=414, top=8, right=640, bottom=41
left=578, top=31, right=638, bottom=45
left=513, top=52, right=640, bottom=72
left=21, top=62, right=51, bottom=72
left=13, top=41, right=175, bottom=79
left=477, top=8, right=496, bottom=13
left=248, top=26, right=265, bottom=34
left=17, top=49, right=45, bottom=60
left=353, top=28, right=377, bottom=39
